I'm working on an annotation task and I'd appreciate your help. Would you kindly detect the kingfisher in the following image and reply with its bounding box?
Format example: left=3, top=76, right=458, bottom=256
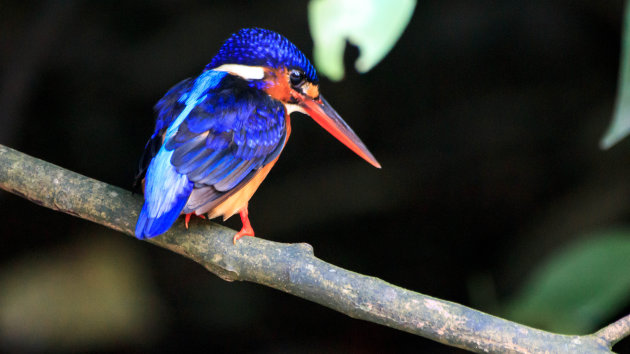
left=134, top=28, right=380, bottom=243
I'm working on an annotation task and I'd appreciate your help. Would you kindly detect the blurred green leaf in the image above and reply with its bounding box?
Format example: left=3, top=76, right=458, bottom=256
left=601, top=2, right=630, bottom=149
left=308, top=0, right=415, bottom=81
left=505, top=230, right=630, bottom=334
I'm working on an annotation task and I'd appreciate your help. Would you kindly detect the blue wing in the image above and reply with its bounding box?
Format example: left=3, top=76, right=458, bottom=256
left=133, top=78, right=194, bottom=188
left=167, top=75, right=287, bottom=214
left=135, top=71, right=287, bottom=239
left=136, top=70, right=227, bottom=239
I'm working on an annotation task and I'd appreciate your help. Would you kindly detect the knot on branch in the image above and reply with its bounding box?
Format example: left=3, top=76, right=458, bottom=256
left=204, top=263, right=239, bottom=282
left=288, top=242, right=314, bottom=256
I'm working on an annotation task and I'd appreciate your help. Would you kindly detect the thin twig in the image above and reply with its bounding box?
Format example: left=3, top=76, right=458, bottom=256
left=596, top=313, right=630, bottom=347
left=0, top=143, right=626, bottom=353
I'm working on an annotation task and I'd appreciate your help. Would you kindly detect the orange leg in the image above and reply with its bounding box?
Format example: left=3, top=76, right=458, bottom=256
left=233, top=206, right=255, bottom=244
left=184, top=212, right=205, bottom=229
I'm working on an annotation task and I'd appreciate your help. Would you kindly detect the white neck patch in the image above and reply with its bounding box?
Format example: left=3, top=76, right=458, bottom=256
left=285, top=103, right=306, bottom=115
left=212, top=64, right=265, bottom=80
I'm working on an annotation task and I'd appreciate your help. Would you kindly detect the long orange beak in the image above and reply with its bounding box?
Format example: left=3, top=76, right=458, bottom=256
left=298, top=94, right=381, bottom=168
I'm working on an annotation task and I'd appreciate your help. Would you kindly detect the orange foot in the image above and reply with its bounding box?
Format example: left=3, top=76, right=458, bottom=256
left=233, top=207, right=255, bottom=244
left=184, top=213, right=206, bottom=229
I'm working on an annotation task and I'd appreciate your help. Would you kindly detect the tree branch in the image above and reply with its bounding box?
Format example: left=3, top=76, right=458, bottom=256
left=0, top=143, right=626, bottom=353
left=596, top=313, right=630, bottom=347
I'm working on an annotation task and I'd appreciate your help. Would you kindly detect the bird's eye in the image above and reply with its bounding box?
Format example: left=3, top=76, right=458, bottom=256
left=289, top=70, right=306, bottom=87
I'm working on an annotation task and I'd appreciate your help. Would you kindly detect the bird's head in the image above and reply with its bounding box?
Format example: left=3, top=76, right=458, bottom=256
left=207, top=28, right=380, bottom=168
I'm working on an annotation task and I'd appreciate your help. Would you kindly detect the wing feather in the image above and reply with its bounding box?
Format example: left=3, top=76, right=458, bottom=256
left=133, top=78, right=194, bottom=188
left=166, top=75, right=287, bottom=215
left=135, top=70, right=229, bottom=239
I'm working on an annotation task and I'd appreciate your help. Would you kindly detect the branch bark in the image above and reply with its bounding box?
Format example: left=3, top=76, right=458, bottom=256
left=0, top=143, right=626, bottom=353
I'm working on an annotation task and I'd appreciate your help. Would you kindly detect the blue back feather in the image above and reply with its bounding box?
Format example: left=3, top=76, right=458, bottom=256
left=166, top=74, right=287, bottom=191
left=135, top=71, right=228, bottom=239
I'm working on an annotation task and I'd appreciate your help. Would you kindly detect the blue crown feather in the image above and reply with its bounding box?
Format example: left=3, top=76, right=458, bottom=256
left=207, top=28, right=318, bottom=84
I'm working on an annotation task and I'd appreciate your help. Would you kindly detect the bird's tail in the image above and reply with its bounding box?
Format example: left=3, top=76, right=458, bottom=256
left=135, top=147, right=193, bottom=239
left=135, top=196, right=189, bottom=239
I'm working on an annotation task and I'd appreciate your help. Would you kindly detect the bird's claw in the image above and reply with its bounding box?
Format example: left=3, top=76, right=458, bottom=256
left=233, top=207, right=255, bottom=244
left=233, top=227, right=255, bottom=244
left=184, top=213, right=205, bottom=229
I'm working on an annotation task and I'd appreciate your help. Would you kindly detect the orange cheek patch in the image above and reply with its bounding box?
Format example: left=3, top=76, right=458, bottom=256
left=263, top=68, right=292, bottom=102
left=304, top=83, right=319, bottom=99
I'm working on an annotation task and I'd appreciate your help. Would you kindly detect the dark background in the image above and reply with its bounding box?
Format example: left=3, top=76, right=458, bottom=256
left=1, top=1, right=630, bottom=353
